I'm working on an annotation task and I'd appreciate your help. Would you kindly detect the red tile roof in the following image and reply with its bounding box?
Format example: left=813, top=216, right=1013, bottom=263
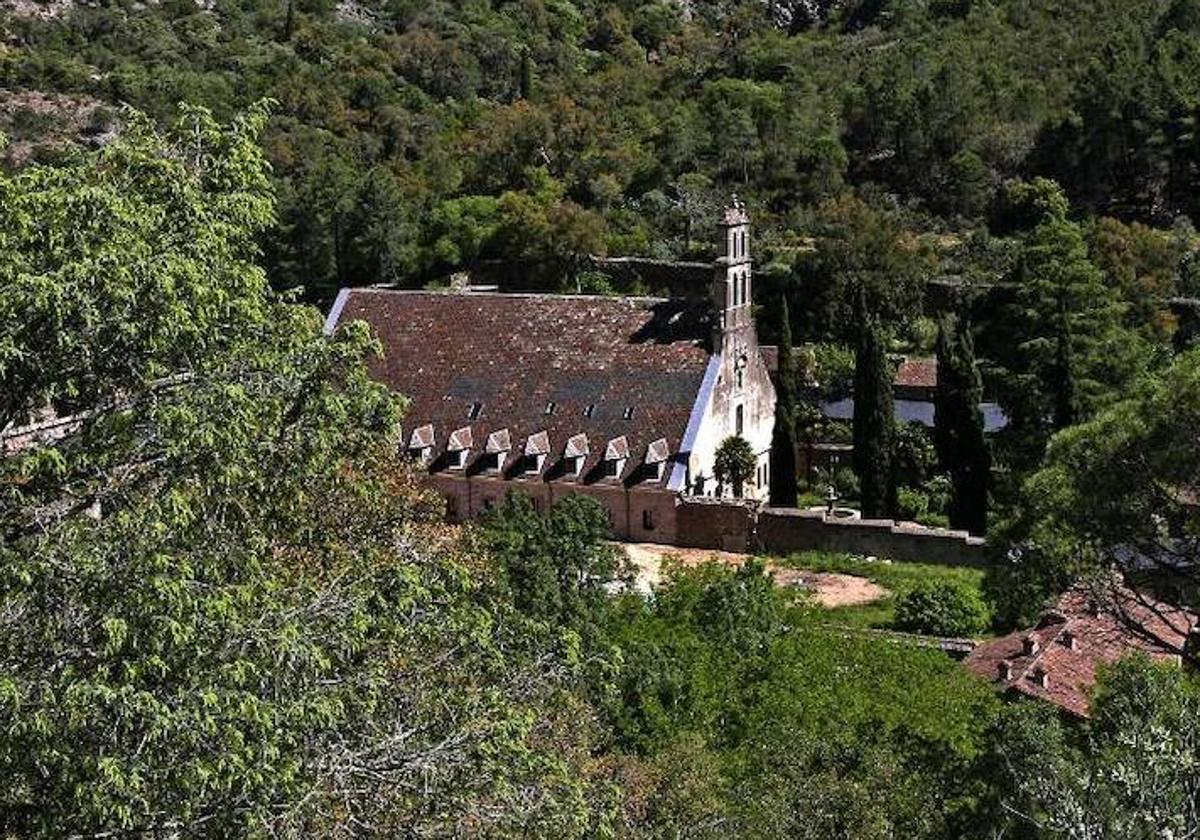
left=965, top=578, right=1197, bottom=717
left=759, top=347, right=937, bottom=390
left=895, top=357, right=938, bottom=389
left=329, top=289, right=714, bottom=484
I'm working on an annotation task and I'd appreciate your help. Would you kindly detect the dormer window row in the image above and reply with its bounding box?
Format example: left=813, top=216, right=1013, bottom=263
left=402, top=424, right=669, bottom=483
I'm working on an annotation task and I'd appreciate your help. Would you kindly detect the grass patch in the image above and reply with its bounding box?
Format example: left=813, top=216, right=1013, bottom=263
left=776, top=551, right=989, bottom=632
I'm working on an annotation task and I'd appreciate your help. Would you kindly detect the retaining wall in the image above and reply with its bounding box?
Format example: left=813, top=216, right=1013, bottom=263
left=759, top=507, right=987, bottom=566
left=674, top=498, right=986, bottom=566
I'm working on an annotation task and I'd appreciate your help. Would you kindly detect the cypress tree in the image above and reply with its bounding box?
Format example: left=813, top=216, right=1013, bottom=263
left=934, top=314, right=991, bottom=534
left=853, top=314, right=895, bottom=518
left=770, top=298, right=799, bottom=506
left=518, top=48, right=534, bottom=101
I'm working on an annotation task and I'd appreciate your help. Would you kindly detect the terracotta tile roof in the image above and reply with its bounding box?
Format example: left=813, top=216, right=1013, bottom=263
left=895, top=357, right=938, bottom=389
left=966, top=578, right=1197, bottom=717
left=330, top=289, right=713, bottom=485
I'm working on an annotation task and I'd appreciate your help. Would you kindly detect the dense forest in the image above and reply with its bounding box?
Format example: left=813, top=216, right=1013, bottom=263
left=4, top=0, right=1200, bottom=299
left=2, top=0, right=1200, bottom=836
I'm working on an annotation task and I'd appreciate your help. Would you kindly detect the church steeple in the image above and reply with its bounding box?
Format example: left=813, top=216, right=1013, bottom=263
left=713, top=196, right=752, bottom=352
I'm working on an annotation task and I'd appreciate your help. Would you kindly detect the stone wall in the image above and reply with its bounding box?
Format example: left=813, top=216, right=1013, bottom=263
left=673, top=498, right=986, bottom=566
left=426, top=472, right=680, bottom=544
left=422, top=473, right=986, bottom=566
left=758, top=507, right=986, bottom=566
left=676, top=496, right=760, bottom=552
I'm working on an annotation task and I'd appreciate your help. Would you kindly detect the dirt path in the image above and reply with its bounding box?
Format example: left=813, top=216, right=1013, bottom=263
left=620, top=543, right=889, bottom=608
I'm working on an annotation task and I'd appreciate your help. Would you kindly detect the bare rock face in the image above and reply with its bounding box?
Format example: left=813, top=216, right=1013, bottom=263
left=769, top=1, right=861, bottom=32
left=0, top=90, right=118, bottom=168
left=675, top=1, right=860, bottom=32
left=0, top=0, right=74, bottom=19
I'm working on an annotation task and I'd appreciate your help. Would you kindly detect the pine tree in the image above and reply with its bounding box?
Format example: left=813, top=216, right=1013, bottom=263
left=853, top=315, right=895, bottom=518
left=770, top=298, right=799, bottom=506
left=934, top=314, right=991, bottom=534
left=994, top=180, right=1146, bottom=475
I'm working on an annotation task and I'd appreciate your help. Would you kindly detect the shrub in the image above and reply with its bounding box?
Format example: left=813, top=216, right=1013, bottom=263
left=896, top=487, right=929, bottom=521
left=894, top=582, right=990, bottom=637
left=833, top=466, right=860, bottom=500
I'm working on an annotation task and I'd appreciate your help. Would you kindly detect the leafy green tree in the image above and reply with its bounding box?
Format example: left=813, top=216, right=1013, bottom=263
left=0, top=106, right=613, bottom=837
left=986, top=349, right=1200, bottom=634
left=715, top=435, right=758, bottom=499
left=480, top=491, right=629, bottom=634
left=799, top=196, right=925, bottom=517
left=989, top=657, right=1200, bottom=839
left=853, top=315, right=895, bottom=518
left=934, top=313, right=990, bottom=533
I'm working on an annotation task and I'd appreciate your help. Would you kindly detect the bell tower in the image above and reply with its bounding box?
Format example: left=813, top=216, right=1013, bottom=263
left=712, top=196, right=753, bottom=353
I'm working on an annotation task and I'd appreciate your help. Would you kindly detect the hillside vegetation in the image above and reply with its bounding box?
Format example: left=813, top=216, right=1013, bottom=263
left=3, top=0, right=1200, bottom=302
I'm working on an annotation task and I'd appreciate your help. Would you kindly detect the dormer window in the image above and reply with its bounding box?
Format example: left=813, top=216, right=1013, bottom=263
left=523, top=431, right=550, bottom=478
left=484, top=428, right=511, bottom=473
left=564, top=433, right=589, bottom=479
left=408, top=424, right=436, bottom=463
left=447, top=426, right=473, bottom=471
left=603, top=436, right=629, bottom=480
left=644, top=438, right=669, bottom=483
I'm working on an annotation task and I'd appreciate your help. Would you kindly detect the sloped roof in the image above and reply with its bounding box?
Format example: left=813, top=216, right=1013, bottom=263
left=965, top=578, right=1197, bottom=717
left=759, top=347, right=937, bottom=390
left=329, top=289, right=713, bottom=483
left=895, top=357, right=938, bottom=389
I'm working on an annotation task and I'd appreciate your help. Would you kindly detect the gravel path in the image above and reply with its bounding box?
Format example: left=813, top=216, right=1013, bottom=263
left=620, top=543, right=889, bottom=607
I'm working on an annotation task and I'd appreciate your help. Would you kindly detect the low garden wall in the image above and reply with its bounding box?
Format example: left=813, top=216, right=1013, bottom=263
left=757, top=507, right=987, bottom=567
left=674, top=498, right=987, bottom=567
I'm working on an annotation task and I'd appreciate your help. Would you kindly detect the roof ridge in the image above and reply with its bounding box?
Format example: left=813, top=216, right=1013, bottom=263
left=354, top=286, right=676, bottom=304
left=1009, top=622, right=1066, bottom=684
